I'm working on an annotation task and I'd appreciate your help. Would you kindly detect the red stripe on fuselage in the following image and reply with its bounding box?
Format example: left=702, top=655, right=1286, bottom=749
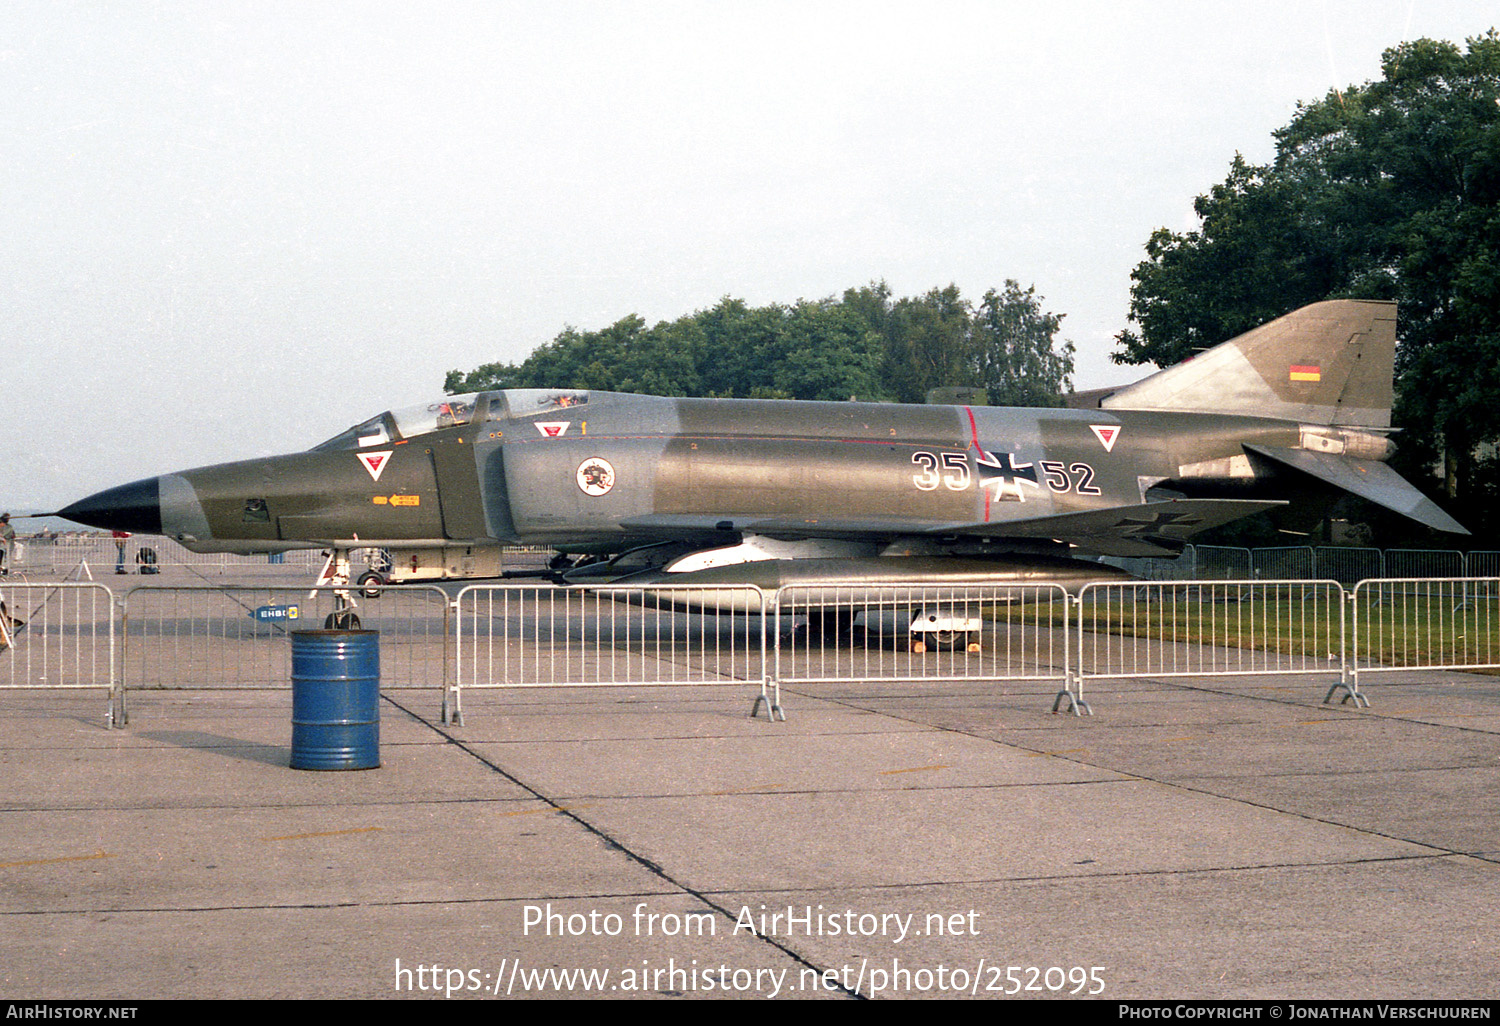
left=964, top=406, right=990, bottom=522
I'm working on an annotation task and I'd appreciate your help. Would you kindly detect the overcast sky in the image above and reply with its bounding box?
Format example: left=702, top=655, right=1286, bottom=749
left=4, top=0, right=1496, bottom=513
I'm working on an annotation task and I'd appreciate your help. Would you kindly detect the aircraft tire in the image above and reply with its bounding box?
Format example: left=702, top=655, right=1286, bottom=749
left=805, top=611, right=854, bottom=645
left=922, top=629, right=969, bottom=651
left=324, top=610, right=362, bottom=630
left=357, top=571, right=385, bottom=599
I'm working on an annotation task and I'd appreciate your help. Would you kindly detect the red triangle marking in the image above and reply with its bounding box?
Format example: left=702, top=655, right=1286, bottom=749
left=358, top=451, right=393, bottom=481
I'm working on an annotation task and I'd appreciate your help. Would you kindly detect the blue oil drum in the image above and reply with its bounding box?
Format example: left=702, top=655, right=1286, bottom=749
left=290, top=630, right=380, bottom=770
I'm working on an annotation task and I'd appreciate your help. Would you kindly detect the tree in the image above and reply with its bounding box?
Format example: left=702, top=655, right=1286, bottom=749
left=1111, top=155, right=1340, bottom=368
left=443, top=314, right=700, bottom=395
left=1114, top=32, right=1500, bottom=519
left=690, top=297, right=808, bottom=398
left=881, top=285, right=972, bottom=404
left=774, top=299, right=889, bottom=401
left=971, top=281, right=1073, bottom=407
left=444, top=279, right=1074, bottom=407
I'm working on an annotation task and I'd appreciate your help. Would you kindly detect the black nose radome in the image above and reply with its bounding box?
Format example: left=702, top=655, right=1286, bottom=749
left=57, top=477, right=163, bottom=534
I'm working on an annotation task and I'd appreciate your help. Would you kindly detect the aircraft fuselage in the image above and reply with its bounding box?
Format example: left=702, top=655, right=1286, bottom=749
left=62, top=389, right=1356, bottom=559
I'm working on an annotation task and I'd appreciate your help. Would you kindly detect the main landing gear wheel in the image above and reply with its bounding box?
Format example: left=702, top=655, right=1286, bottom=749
left=928, top=629, right=968, bottom=651
left=805, top=611, right=854, bottom=644
left=357, top=571, right=386, bottom=599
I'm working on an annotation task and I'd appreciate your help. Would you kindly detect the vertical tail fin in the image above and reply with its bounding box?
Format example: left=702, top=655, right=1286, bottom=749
left=1102, top=300, right=1395, bottom=427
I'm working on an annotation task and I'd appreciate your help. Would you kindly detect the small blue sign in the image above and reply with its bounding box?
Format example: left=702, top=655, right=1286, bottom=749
left=250, top=604, right=301, bottom=622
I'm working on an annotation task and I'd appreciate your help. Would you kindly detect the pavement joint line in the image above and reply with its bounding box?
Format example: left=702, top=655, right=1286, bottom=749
left=7, top=851, right=1475, bottom=920
left=706, top=783, right=783, bottom=795
left=495, top=804, right=595, bottom=817
left=379, top=691, right=866, bottom=1000
left=0, top=889, right=691, bottom=918
left=1133, top=675, right=1500, bottom=736
left=689, top=849, right=1482, bottom=896
left=1160, top=762, right=1500, bottom=783
left=785, top=684, right=1496, bottom=866
left=0, top=796, right=607, bottom=814
left=0, top=773, right=1177, bottom=813
left=0, top=849, right=113, bottom=869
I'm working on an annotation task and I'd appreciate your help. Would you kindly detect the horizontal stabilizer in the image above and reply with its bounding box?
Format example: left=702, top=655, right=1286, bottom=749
left=938, top=498, right=1287, bottom=557
left=1244, top=445, right=1469, bottom=536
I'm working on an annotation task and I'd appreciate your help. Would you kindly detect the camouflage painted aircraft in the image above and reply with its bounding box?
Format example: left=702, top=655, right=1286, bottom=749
left=58, top=300, right=1465, bottom=600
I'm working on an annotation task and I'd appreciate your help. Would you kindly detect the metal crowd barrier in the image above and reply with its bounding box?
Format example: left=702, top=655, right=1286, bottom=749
left=1384, top=549, right=1466, bottom=580
left=11, top=572, right=1500, bottom=728
left=1250, top=546, right=1316, bottom=580
left=1074, top=579, right=1348, bottom=713
left=452, top=583, right=770, bottom=724
left=1102, top=547, right=1500, bottom=585
left=18, top=537, right=328, bottom=575
left=771, top=582, right=1072, bottom=715
left=1348, top=577, right=1500, bottom=705
left=1314, top=547, right=1384, bottom=585
left=0, top=581, right=117, bottom=725
left=1465, top=551, right=1500, bottom=577
left=17, top=538, right=560, bottom=582
left=1190, top=546, right=1254, bottom=580
left=118, top=584, right=451, bottom=724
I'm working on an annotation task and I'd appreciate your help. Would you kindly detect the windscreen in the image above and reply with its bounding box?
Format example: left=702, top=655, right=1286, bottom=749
left=388, top=394, right=479, bottom=438
left=311, top=393, right=483, bottom=451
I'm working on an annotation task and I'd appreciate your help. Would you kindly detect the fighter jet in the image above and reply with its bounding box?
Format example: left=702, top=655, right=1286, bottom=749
left=57, top=300, right=1465, bottom=600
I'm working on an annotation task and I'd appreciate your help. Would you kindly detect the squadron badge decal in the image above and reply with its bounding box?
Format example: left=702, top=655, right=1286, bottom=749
left=576, top=458, right=616, bottom=496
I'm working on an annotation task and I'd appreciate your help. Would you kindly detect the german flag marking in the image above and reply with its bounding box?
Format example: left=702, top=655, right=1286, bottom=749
left=1289, top=365, right=1321, bottom=382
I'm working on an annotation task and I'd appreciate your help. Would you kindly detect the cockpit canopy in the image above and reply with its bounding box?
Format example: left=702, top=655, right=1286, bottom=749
left=312, top=393, right=483, bottom=451
left=311, top=389, right=597, bottom=451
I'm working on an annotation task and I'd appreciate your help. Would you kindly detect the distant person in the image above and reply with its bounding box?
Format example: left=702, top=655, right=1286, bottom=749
left=0, top=513, right=13, bottom=575
left=113, top=529, right=130, bottom=574
left=0, top=588, right=20, bottom=638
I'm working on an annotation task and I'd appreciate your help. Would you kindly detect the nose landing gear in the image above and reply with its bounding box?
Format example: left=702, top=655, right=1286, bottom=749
left=315, top=548, right=362, bottom=630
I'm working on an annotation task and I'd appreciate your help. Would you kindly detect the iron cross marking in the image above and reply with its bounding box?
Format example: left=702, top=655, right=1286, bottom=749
left=1114, top=510, right=1205, bottom=538
left=977, top=449, right=1041, bottom=502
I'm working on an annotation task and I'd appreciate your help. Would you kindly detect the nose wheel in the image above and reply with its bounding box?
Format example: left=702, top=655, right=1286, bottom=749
left=315, top=548, right=363, bottom=630
left=324, top=607, right=362, bottom=630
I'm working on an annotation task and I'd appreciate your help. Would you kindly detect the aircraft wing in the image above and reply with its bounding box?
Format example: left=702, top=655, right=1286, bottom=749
left=620, top=499, right=1283, bottom=558
left=933, top=498, right=1288, bottom=557
left=616, top=512, right=973, bottom=539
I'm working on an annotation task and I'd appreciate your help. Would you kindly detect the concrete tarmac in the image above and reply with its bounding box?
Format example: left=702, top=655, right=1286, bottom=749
left=1, top=668, right=1498, bottom=1000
